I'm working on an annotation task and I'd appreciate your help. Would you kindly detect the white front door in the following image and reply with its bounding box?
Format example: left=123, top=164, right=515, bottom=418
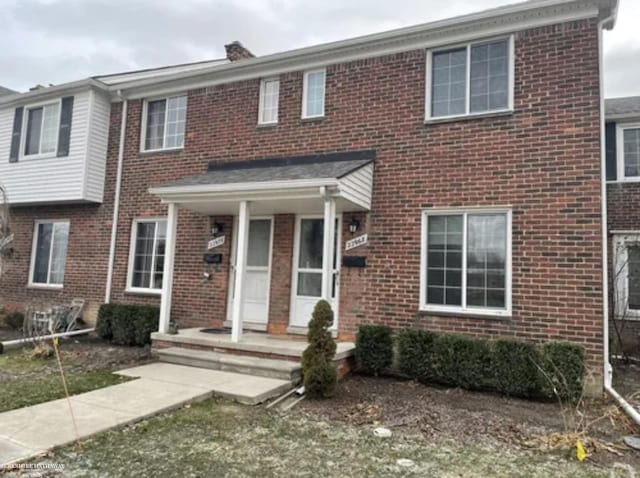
left=228, top=218, right=273, bottom=324
left=290, top=216, right=340, bottom=328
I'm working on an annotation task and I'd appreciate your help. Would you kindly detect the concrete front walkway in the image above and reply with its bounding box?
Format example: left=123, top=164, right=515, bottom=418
left=0, top=363, right=292, bottom=466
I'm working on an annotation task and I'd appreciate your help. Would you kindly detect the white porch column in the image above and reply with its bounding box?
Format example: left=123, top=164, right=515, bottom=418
left=159, top=202, right=178, bottom=334
left=321, top=197, right=336, bottom=301
left=231, top=200, right=251, bottom=342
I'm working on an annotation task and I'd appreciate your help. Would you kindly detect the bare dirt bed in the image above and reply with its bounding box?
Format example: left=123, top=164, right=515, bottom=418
left=297, top=374, right=640, bottom=470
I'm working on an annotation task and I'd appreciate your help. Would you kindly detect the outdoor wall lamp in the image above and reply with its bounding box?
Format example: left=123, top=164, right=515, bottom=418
left=211, top=222, right=224, bottom=236
left=348, top=217, right=360, bottom=234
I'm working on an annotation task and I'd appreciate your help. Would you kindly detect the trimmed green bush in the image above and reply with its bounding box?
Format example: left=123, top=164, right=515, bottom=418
left=305, top=362, right=338, bottom=399
left=302, top=300, right=337, bottom=399
left=432, top=334, right=493, bottom=390
left=540, top=341, right=586, bottom=402
left=96, top=303, right=159, bottom=346
left=5, top=311, right=24, bottom=330
left=397, top=329, right=438, bottom=383
left=355, top=325, right=393, bottom=376
left=493, top=338, right=542, bottom=398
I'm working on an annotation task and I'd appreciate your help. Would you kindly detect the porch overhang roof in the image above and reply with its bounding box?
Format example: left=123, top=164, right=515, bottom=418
left=148, top=150, right=375, bottom=215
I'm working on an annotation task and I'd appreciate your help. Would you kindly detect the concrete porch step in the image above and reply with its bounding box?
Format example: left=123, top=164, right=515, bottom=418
left=157, top=347, right=302, bottom=382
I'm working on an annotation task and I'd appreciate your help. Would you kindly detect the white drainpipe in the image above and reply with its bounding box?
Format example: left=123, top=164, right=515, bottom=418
left=104, top=94, right=128, bottom=303
left=597, top=3, right=640, bottom=425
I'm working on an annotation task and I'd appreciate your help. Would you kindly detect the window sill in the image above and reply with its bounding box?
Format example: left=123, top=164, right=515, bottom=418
left=607, top=178, right=640, bottom=184
left=124, top=288, right=162, bottom=297
left=417, top=307, right=512, bottom=321
left=138, top=147, right=184, bottom=157
left=27, top=284, right=63, bottom=291
left=301, top=115, right=325, bottom=123
left=424, top=109, right=513, bottom=125
left=18, top=153, right=58, bottom=162
left=257, top=122, right=278, bottom=129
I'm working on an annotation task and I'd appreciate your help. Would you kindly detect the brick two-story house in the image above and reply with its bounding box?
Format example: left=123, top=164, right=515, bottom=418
left=0, top=0, right=619, bottom=393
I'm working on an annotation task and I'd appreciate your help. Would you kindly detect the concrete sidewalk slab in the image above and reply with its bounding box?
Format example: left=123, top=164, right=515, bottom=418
left=0, top=363, right=293, bottom=466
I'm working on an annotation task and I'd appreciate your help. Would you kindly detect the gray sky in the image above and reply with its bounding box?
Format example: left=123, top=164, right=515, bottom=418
left=0, top=0, right=637, bottom=97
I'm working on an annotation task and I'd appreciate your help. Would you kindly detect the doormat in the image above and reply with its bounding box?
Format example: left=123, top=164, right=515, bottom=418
left=200, top=328, right=232, bottom=334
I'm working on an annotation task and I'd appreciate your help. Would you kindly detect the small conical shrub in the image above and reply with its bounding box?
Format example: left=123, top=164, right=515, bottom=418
left=302, top=300, right=337, bottom=399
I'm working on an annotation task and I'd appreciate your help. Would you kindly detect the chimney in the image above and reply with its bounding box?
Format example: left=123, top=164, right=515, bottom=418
left=224, top=41, right=255, bottom=62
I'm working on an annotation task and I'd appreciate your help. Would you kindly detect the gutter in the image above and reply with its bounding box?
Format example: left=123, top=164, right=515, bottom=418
left=596, top=1, right=640, bottom=425
left=104, top=94, right=127, bottom=303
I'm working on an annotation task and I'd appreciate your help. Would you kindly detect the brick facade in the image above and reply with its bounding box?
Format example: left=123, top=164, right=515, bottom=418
left=1, top=19, right=605, bottom=379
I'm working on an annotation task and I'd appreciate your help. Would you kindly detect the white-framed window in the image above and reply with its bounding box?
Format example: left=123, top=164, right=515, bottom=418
left=23, top=101, right=61, bottom=156
left=127, top=218, right=167, bottom=293
left=302, top=69, right=326, bottom=118
left=613, top=233, right=640, bottom=320
left=617, top=124, right=640, bottom=181
left=420, top=208, right=512, bottom=316
left=426, top=36, right=514, bottom=120
left=258, top=78, right=280, bottom=125
left=141, top=95, right=187, bottom=152
left=29, top=220, right=70, bottom=288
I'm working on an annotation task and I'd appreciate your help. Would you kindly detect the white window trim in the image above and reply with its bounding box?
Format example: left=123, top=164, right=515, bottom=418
left=140, top=95, right=187, bottom=153
left=126, top=217, right=167, bottom=295
left=425, top=35, right=515, bottom=122
left=419, top=207, right=512, bottom=317
left=258, top=78, right=280, bottom=125
left=614, top=122, right=640, bottom=183
left=28, top=219, right=69, bottom=289
left=612, top=233, right=640, bottom=320
left=20, top=98, right=62, bottom=160
left=302, top=68, right=326, bottom=119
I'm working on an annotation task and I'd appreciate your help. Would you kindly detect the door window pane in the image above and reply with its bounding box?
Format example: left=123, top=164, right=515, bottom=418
left=298, top=272, right=322, bottom=297
left=298, top=219, right=324, bottom=269
left=247, top=219, right=271, bottom=267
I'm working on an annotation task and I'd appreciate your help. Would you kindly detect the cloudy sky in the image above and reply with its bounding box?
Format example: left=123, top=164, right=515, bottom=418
left=0, top=0, right=637, bottom=97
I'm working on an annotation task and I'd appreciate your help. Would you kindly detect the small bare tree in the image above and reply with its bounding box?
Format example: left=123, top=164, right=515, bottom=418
left=0, top=181, right=12, bottom=277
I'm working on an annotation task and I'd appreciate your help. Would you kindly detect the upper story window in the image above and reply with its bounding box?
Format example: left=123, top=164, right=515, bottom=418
left=24, top=102, right=60, bottom=156
left=302, top=69, right=326, bottom=118
left=427, top=37, right=513, bottom=120
left=142, top=95, right=187, bottom=152
left=258, top=78, right=280, bottom=125
left=618, top=125, right=640, bottom=179
left=29, top=220, right=70, bottom=288
left=420, top=209, right=512, bottom=317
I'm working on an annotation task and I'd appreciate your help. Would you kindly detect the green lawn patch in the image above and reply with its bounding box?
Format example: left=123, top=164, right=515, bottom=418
left=32, top=399, right=612, bottom=478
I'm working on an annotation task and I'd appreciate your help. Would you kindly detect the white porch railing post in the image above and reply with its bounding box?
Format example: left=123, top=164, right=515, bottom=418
left=231, top=200, right=251, bottom=342
left=321, top=197, right=336, bottom=302
left=159, top=203, right=178, bottom=334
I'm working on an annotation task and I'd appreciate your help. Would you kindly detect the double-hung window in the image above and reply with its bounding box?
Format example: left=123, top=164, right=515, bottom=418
left=302, top=69, right=326, bottom=118
left=258, top=78, right=280, bottom=124
left=421, top=209, right=511, bottom=316
left=127, top=219, right=167, bottom=293
left=617, top=125, right=640, bottom=180
left=29, top=220, right=70, bottom=287
left=142, top=95, right=187, bottom=151
left=427, top=37, right=513, bottom=119
left=613, top=234, right=640, bottom=319
left=24, top=102, right=60, bottom=156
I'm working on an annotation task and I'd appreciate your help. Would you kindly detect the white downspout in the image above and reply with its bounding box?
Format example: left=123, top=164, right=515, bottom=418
left=104, top=94, right=128, bottom=303
left=597, top=3, right=640, bottom=425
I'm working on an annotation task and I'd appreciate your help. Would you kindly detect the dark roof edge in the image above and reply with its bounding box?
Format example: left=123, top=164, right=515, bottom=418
left=207, top=149, right=376, bottom=172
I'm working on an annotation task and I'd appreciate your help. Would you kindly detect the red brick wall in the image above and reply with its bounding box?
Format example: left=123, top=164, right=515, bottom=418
left=2, top=19, right=604, bottom=377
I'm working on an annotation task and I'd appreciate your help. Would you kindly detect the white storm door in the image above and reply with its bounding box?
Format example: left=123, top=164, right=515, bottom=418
left=228, top=218, right=273, bottom=324
left=290, top=216, right=340, bottom=328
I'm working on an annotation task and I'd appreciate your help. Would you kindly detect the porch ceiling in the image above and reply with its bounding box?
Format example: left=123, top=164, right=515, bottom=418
left=148, top=150, right=375, bottom=215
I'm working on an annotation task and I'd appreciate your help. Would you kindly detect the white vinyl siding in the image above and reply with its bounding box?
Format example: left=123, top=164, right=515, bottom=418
left=426, top=37, right=514, bottom=120
left=258, top=78, right=279, bottom=124
left=127, top=219, right=167, bottom=293
left=0, top=89, right=110, bottom=204
left=302, top=69, right=326, bottom=118
left=29, top=220, right=70, bottom=287
left=420, top=208, right=512, bottom=317
left=141, top=95, right=187, bottom=151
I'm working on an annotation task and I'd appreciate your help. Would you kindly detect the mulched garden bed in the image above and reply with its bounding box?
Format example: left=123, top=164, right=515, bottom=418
left=296, top=374, right=640, bottom=470
left=0, top=325, right=24, bottom=342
